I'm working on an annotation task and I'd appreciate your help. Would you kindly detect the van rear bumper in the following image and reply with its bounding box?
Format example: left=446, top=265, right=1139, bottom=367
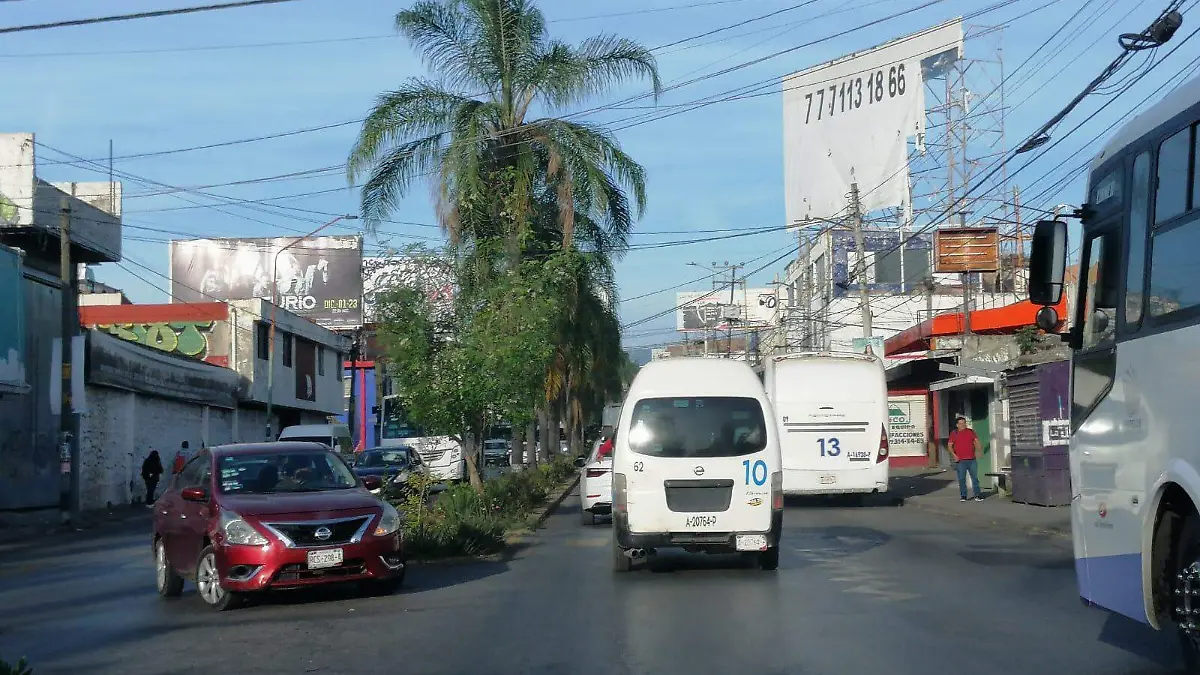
left=614, top=510, right=783, bottom=551
left=783, top=468, right=888, bottom=495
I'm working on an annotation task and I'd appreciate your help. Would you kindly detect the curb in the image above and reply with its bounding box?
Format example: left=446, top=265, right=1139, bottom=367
left=903, top=495, right=1072, bottom=540
left=410, top=475, right=580, bottom=567
left=530, top=474, right=580, bottom=531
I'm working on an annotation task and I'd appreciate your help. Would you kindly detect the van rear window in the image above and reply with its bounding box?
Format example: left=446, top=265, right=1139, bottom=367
left=627, top=397, right=767, bottom=458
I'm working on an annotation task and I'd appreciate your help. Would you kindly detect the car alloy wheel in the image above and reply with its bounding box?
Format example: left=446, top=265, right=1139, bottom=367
left=195, top=546, right=243, bottom=611
left=155, top=540, right=183, bottom=598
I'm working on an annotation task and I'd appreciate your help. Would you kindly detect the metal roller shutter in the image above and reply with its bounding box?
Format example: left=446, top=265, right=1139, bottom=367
left=1007, top=368, right=1041, bottom=452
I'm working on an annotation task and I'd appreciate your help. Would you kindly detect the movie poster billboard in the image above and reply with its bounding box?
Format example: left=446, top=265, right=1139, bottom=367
left=169, top=236, right=364, bottom=329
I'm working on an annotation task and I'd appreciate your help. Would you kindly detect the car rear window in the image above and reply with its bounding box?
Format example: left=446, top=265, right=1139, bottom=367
left=627, top=396, right=767, bottom=458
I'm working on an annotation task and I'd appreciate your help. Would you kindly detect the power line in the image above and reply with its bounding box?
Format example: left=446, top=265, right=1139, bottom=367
left=0, top=0, right=305, bottom=35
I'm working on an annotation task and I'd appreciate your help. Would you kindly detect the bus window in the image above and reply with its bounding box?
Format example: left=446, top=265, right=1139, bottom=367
left=1126, top=151, right=1151, bottom=328
left=1080, top=233, right=1119, bottom=349
left=1155, top=126, right=1191, bottom=224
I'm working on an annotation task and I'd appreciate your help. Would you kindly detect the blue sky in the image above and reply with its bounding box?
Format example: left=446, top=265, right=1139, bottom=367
left=1, top=0, right=1191, bottom=350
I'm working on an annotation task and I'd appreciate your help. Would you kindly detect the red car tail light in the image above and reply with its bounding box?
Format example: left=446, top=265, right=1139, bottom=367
left=770, top=471, right=783, bottom=510
left=877, top=427, right=890, bottom=463
left=586, top=468, right=609, bottom=478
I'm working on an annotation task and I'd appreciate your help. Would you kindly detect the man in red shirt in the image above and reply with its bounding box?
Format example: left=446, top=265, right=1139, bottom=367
left=948, top=416, right=984, bottom=502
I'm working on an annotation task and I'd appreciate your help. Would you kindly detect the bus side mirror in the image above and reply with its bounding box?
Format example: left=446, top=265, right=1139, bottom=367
left=1028, top=220, right=1068, bottom=307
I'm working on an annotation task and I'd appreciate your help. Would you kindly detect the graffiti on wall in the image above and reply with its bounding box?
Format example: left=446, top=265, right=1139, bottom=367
left=95, top=321, right=215, bottom=360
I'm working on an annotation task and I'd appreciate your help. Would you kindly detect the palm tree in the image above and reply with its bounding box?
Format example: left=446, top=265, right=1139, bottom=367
left=347, top=0, right=661, bottom=254
left=350, top=0, right=658, bottom=462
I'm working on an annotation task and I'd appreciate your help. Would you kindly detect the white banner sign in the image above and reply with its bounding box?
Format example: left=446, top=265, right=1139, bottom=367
left=676, top=287, right=777, bottom=332
left=783, top=19, right=963, bottom=224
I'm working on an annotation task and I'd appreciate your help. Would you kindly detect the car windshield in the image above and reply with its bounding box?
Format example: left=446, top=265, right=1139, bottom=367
left=218, top=451, right=358, bottom=494
left=356, top=450, right=409, bottom=468
left=279, top=436, right=332, bottom=447
left=484, top=441, right=507, bottom=451
left=627, top=396, right=767, bottom=458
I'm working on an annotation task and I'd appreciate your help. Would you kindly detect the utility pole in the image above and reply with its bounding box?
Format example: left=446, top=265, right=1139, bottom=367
left=346, top=328, right=361, bottom=451
left=798, top=227, right=812, bottom=350
left=58, top=198, right=80, bottom=523
left=959, top=212, right=973, bottom=335
left=726, top=263, right=742, bottom=356
left=849, top=183, right=872, bottom=338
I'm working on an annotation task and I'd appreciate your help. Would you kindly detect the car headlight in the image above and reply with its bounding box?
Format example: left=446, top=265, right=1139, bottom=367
left=374, top=502, right=402, bottom=537
left=220, top=510, right=268, bottom=546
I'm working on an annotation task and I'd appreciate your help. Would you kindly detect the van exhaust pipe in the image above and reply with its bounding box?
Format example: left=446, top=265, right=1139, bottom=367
left=626, top=548, right=646, bottom=559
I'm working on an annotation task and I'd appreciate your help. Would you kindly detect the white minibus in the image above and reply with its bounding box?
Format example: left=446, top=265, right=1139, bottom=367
left=763, top=352, right=890, bottom=501
left=611, top=358, right=784, bottom=572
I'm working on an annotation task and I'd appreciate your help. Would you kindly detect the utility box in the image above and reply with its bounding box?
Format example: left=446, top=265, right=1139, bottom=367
left=1008, top=360, right=1071, bottom=507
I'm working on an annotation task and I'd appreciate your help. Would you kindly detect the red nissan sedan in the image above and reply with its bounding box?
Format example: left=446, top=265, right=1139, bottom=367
left=152, top=442, right=405, bottom=611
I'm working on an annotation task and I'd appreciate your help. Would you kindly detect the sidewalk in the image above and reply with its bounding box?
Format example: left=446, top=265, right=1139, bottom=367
left=0, top=504, right=152, bottom=553
left=892, top=467, right=1072, bottom=539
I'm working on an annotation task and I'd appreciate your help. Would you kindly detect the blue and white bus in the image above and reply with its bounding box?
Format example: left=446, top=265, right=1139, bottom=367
left=1027, top=75, right=1200, bottom=666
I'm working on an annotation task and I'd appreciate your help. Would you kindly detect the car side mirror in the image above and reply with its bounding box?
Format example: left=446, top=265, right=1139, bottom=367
left=574, top=457, right=587, bottom=468
left=181, top=486, right=208, bottom=502
left=1029, top=219, right=1068, bottom=306
left=362, top=475, right=383, bottom=491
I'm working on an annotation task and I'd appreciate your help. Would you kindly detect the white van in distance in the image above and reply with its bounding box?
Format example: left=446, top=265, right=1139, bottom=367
left=611, top=358, right=784, bottom=572
left=762, top=351, right=890, bottom=500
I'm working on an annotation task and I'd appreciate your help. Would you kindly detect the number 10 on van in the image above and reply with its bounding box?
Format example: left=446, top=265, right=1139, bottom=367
left=742, top=459, right=768, bottom=485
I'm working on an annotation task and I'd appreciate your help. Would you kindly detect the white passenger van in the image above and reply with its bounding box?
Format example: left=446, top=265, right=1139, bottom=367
left=611, top=358, right=783, bottom=572
left=763, top=352, right=889, bottom=500
left=277, top=424, right=353, bottom=456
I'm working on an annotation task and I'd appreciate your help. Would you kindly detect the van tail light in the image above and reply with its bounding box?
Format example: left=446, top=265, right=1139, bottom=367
left=613, top=473, right=628, bottom=514
left=877, top=427, right=890, bottom=463
left=770, top=471, right=784, bottom=510
left=586, top=468, right=609, bottom=478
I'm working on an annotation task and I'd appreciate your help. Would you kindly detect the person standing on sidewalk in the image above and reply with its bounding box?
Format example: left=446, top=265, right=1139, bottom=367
left=141, top=450, right=164, bottom=506
left=949, top=416, right=984, bottom=502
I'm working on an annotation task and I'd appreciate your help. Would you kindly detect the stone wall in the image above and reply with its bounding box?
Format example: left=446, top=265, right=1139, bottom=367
left=75, top=388, right=322, bottom=509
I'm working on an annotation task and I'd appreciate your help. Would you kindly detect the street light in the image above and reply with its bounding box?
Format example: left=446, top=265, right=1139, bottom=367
left=265, top=214, right=359, bottom=439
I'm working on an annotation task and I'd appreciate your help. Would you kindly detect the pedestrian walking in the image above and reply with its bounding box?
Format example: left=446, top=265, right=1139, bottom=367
left=141, top=450, right=164, bottom=506
left=172, top=440, right=190, bottom=475
left=949, top=416, right=984, bottom=502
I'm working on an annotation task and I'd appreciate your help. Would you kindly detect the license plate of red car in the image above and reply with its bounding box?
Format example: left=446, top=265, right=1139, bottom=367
left=307, top=548, right=343, bottom=569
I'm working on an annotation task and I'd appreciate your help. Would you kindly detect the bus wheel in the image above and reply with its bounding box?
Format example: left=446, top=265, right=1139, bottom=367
left=1174, top=513, right=1200, bottom=670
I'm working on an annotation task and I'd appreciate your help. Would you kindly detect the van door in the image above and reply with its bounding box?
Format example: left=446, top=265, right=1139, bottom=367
left=624, top=396, right=773, bottom=535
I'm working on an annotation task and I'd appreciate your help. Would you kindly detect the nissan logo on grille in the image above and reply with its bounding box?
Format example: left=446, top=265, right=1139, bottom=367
left=314, top=526, right=333, bottom=541
left=693, top=466, right=705, bottom=476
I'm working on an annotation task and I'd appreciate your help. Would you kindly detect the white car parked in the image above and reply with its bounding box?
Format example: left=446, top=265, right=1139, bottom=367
left=576, top=438, right=613, bottom=525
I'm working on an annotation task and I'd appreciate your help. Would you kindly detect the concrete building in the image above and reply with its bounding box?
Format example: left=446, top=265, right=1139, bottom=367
left=79, top=299, right=351, bottom=439
left=0, top=132, right=123, bottom=510
left=758, top=227, right=1023, bottom=357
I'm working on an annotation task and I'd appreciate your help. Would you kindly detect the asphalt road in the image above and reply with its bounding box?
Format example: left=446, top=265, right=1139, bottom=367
left=0, top=490, right=1185, bottom=675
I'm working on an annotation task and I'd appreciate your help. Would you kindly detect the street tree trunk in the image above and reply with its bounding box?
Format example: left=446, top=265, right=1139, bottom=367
left=537, top=408, right=550, bottom=464
left=511, top=424, right=525, bottom=467
left=548, top=398, right=562, bottom=460
left=526, top=417, right=537, bottom=467
left=463, top=425, right=484, bottom=493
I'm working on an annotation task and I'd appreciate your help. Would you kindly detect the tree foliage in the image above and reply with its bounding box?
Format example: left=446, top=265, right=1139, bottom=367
left=374, top=246, right=576, bottom=488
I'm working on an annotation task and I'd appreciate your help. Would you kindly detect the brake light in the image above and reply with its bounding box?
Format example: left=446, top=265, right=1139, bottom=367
left=586, top=468, right=609, bottom=478
left=770, top=471, right=783, bottom=510
left=877, top=427, right=889, bottom=463
left=613, top=473, right=628, bottom=514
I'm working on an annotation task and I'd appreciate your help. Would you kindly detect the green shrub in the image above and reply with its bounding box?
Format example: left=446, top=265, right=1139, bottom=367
left=388, top=456, right=576, bottom=558
left=0, top=657, right=31, bottom=675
